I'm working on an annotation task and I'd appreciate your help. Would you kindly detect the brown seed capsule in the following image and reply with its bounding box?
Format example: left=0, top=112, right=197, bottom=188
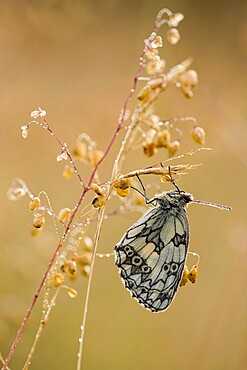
left=91, top=183, right=105, bottom=196
left=29, top=197, right=41, bottom=212
left=33, top=213, right=45, bottom=229
left=114, top=177, right=132, bottom=190
left=92, top=195, right=107, bottom=208
left=154, top=129, right=171, bottom=148
left=168, top=140, right=180, bottom=156
left=191, top=126, right=206, bottom=145
left=143, top=141, right=156, bottom=157
left=115, top=187, right=131, bottom=197
left=180, top=265, right=189, bottom=287
left=57, top=208, right=72, bottom=223
left=188, top=265, right=199, bottom=284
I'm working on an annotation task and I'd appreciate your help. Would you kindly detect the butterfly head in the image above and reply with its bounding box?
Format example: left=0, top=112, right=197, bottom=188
left=155, top=190, right=194, bottom=208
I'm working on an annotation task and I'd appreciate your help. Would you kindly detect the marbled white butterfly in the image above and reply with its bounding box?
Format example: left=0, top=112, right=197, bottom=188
left=114, top=188, right=231, bottom=312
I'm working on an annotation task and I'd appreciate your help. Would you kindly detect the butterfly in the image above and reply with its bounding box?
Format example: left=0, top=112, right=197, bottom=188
left=114, top=189, right=231, bottom=313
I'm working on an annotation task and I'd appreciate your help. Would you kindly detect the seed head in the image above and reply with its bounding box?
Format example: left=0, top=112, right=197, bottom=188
left=188, top=265, right=199, bottom=284
left=29, top=197, right=41, bottom=212
left=191, top=126, right=206, bottom=145
left=58, top=208, right=72, bottom=223
left=166, top=28, right=181, bottom=45
left=33, top=213, right=45, bottom=229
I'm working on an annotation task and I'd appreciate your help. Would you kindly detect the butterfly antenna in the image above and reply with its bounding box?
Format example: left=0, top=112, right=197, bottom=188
left=167, top=165, right=181, bottom=193
left=135, top=174, right=150, bottom=204
left=192, top=199, right=232, bottom=211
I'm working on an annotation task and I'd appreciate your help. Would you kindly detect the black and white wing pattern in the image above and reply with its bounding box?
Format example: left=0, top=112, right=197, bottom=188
left=114, top=190, right=193, bottom=313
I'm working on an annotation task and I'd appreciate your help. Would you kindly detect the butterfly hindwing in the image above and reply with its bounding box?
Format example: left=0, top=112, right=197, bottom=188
left=114, top=201, right=189, bottom=312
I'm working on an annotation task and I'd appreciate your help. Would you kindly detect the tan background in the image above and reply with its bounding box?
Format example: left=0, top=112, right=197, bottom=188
left=1, top=1, right=246, bottom=369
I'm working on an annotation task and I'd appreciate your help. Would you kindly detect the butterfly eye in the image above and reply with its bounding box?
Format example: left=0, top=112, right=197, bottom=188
left=132, top=256, right=142, bottom=266
left=124, top=246, right=134, bottom=257
left=141, top=265, right=151, bottom=273
left=171, top=263, right=178, bottom=272
left=163, top=264, right=170, bottom=272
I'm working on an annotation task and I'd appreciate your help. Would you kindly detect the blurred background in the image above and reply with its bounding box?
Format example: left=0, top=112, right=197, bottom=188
left=1, top=0, right=247, bottom=369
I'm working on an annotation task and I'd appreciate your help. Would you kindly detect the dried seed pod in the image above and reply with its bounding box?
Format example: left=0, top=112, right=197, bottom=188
left=115, top=187, right=131, bottom=197
left=154, top=129, right=171, bottom=148
left=179, top=69, right=198, bottom=88
left=137, top=85, right=152, bottom=102
left=66, top=287, right=78, bottom=298
left=92, top=195, right=107, bottom=208
left=57, top=208, right=72, bottom=223
left=51, top=273, right=64, bottom=287
left=188, top=265, right=199, bottom=284
left=91, top=183, right=105, bottom=196
left=29, top=197, right=41, bottom=212
left=33, top=213, right=45, bottom=229
left=168, top=140, right=180, bottom=156
left=191, top=126, right=206, bottom=145
left=143, top=141, right=156, bottom=157
left=166, top=28, right=181, bottom=45
left=168, top=13, right=184, bottom=27
left=21, top=125, right=29, bottom=139
left=114, top=177, right=132, bottom=190
left=180, top=265, right=189, bottom=287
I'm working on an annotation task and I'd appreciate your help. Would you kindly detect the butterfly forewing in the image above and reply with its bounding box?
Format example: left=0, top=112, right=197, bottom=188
left=114, top=191, right=190, bottom=312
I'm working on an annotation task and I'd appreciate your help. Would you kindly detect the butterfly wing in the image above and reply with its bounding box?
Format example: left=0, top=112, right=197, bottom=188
left=114, top=205, right=189, bottom=312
